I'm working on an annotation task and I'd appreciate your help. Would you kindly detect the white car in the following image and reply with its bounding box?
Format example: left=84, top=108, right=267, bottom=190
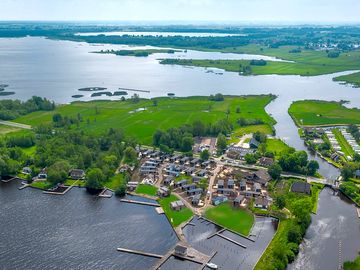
left=206, top=262, right=218, bottom=269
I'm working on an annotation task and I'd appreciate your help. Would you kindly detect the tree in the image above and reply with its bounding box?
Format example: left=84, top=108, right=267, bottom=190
left=124, top=146, right=137, bottom=164
left=181, top=136, right=193, bottom=152
left=115, top=183, right=127, bottom=197
left=245, top=153, right=257, bottom=164
left=216, top=134, right=227, bottom=154
left=47, top=160, right=70, bottom=185
left=152, top=99, right=158, bottom=107
left=52, top=113, right=62, bottom=123
left=236, top=106, right=240, bottom=113
left=341, top=164, right=355, bottom=181
left=258, top=143, right=267, bottom=156
left=192, top=120, right=205, bottom=136
left=287, top=225, right=301, bottom=244
left=153, top=130, right=163, bottom=146
left=200, top=149, right=210, bottom=161
left=275, top=195, right=286, bottom=209
left=85, top=168, right=104, bottom=190
left=268, top=163, right=282, bottom=180
left=306, top=160, right=319, bottom=176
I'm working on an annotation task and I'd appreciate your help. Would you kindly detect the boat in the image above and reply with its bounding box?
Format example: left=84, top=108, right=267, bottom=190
left=206, top=262, right=218, bottom=269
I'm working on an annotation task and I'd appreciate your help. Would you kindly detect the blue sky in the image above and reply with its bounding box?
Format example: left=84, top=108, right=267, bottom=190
left=0, top=0, right=359, bottom=23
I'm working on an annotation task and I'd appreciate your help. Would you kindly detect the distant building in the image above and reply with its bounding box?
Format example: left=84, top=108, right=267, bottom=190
left=250, top=138, right=260, bottom=149
left=69, top=169, right=85, bottom=180
left=170, top=200, right=185, bottom=211
left=22, top=167, right=32, bottom=175
left=217, top=179, right=224, bottom=189
left=291, top=182, right=311, bottom=195
left=254, top=197, right=270, bottom=209
left=157, top=186, right=170, bottom=197
left=259, top=157, right=274, bottom=167
left=174, top=245, right=187, bottom=256
left=233, top=195, right=244, bottom=207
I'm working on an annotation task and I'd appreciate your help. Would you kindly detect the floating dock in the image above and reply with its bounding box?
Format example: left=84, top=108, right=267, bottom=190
left=120, top=199, right=160, bottom=207
left=117, top=248, right=163, bottom=259
left=357, top=208, right=360, bottom=218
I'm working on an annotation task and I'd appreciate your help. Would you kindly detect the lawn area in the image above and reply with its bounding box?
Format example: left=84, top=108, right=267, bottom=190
left=161, top=45, right=360, bottom=76
left=266, top=138, right=292, bottom=158
left=0, top=124, right=21, bottom=135
left=158, top=195, right=193, bottom=227
left=333, top=129, right=355, bottom=157
left=311, top=183, right=324, bottom=213
left=104, top=173, right=125, bottom=191
left=21, top=146, right=37, bottom=157
left=30, top=181, right=53, bottom=190
left=135, top=184, right=158, bottom=196
left=204, top=203, right=254, bottom=236
left=64, top=179, right=86, bottom=187
left=334, top=71, right=360, bottom=87
left=344, top=254, right=360, bottom=270
left=288, top=100, right=360, bottom=126
left=14, top=95, right=276, bottom=145
left=229, top=124, right=274, bottom=144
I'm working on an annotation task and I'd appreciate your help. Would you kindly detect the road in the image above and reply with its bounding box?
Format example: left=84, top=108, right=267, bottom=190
left=0, top=120, right=32, bottom=130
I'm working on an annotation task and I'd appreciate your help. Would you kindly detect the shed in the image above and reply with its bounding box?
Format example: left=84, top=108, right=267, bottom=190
left=291, top=182, right=311, bottom=195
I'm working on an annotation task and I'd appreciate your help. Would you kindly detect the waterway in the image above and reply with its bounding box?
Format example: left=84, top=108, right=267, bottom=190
left=0, top=36, right=360, bottom=269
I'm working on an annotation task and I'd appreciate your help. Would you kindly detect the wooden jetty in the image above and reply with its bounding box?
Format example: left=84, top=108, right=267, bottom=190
left=120, top=199, right=160, bottom=207
left=216, top=233, right=247, bottom=248
left=357, top=208, right=360, bottom=218
left=119, top=87, right=150, bottom=93
left=18, top=183, right=30, bottom=190
left=43, top=185, right=72, bottom=195
left=117, top=248, right=163, bottom=259
left=98, top=188, right=113, bottom=198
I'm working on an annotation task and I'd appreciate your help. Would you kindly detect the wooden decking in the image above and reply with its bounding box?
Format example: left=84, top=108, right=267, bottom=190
left=117, top=248, right=163, bottom=259
left=120, top=199, right=160, bottom=207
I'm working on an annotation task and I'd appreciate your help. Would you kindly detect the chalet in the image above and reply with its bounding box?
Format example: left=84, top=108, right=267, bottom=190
left=259, top=157, right=274, bottom=167
left=174, top=179, right=188, bottom=188
left=201, top=160, right=211, bottom=168
left=243, top=170, right=271, bottom=187
left=182, top=183, right=196, bottom=191
left=254, top=182, right=262, bottom=193
left=180, top=156, right=190, bottom=164
left=217, top=179, right=225, bottom=189
left=197, top=170, right=207, bottom=177
left=157, top=186, right=170, bottom=197
left=233, top=195, right=245, bottom=207
left=354, top=170, right=360, bottom=179
left=184, top=167, right=196, bottom=176
left=174, top=245, right=187, bottom=256
left=192, top=176, right=202, bottom=183
left=212, top=196, right=228, bottom=206
left=254, top=197, right=270, bottom=209
left=243, top=190, right=261, bottom=198
left=170, top=200, right=185, bottom=211
left=187, top=188, right=203, bottom=196
left=227, top=179, right=235, bottom=189
left=250, top=138, right=260, bottom=149
left=291, top=182, right=311, bottom=195
left=190, top=158, right=200, bottom=166
left=239, top=180, right=247, bottom=191
left=127, top=181, right=139, bottom=191
left=191, top=194, right=201, bottom=205
left=69, top=169, right=85, bottom=180
left=217, top=188, right=236, bottom=196
left=22, top=167, right=32, bottom=175
left=163, top=176, right=173, bottom=186
left=150, top=151, right=161, bottom=158
left=170, top=154, right=181, bottom=162
left=140, top=165, right=157, bottom=174
left=227, top=146, right=256, bottom=160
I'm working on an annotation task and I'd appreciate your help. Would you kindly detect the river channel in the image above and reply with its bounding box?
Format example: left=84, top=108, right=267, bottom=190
left=0, top=36, right=359, bottom=269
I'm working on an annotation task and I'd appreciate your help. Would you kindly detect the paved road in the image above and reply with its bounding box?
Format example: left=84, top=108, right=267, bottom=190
left=0, top=120, right=32, bottom=130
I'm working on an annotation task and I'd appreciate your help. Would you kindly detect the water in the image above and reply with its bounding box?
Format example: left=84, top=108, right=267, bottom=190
left=0, top=180, right=178, bottom=270
left=1, top=36, right=360, bottom=269
left=75, top=31, right=245, bottom=37
left=290, top=188, right=360, bottom=270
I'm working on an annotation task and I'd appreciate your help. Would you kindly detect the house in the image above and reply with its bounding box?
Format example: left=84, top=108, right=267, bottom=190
left=254, top=182, right=262, bottom=193
left=250, top=138, right=260, bottom=149
left=201, top=160, right=210, bottom=168
left=330, top=152, right=341, bottom=162
left=217, top=188, right=236, bottom=196
left=212, top=196, right=228, bottom=206
left=174, top=245, right=187, bottom=256
left=182, top=183, right=196, bottom=191
left=239, top=180, right=247, bottom=191
left=254, top=197, right=270, bottom=209
left=157, top=186, right=170, bottom=197
left=291, top=182, right=312, bottom=195
left=243, top=190, right=261, bottom=198
left=259, top=157, right=274, bottom=167
left=192, top=176, right=202, bottom=183
left=217, top=179, right=224, bottom=189
left=227, top=179, right=235, bottom=189
left=37, top=173, right=47, bottom=179
left=174, top=179, right=188, bottom=188
left=190, top=158, right=200, bottom=166
left=127, top=181, right=139, bottom=191
left=22, top=167, right=32, bottom=175
left=170, top=200, right=185, bottom=211
left=163, top=176, right=173, bottom=186
left=170, top=155, right=181, bottom=162
left=69, top=169, right=85, bottom=180
left=184, top=167, right=196, bottom=176
left=227, top=146, right=256, bottom=160
left=191, top=194, right=201, bottom=205
left=187, top=188, right=203, bottom=196
left=354, top=170, right=360, bottom=179
left=243, top=170, right=271, bottom=187
left=233, top=195, right=244, bottom=207
left=180, top=156, right=190, bottom=164
left=197, top=170, right=207, bottom=177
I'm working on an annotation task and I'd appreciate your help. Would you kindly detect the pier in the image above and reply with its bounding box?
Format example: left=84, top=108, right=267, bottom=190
left=117, top=248, right=163, bottom=259
left=120, top=199, right=160, bottom=207
left=118, top=87, right=150, bottom=93
left=357, top=208, right=360, bottom=218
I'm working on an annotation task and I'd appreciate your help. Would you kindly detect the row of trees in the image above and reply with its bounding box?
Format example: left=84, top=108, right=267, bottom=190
left=0, top=96, right=55, bottom=120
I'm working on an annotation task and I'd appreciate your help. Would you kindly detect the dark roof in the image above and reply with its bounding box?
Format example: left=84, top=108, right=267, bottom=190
left=250, top=138, right=260, bottom=148
left=255, top=197, right=269, bottom=206
left=291, top=182, right=311, bottom=194
left=234, top=195, right=244, bottom=203
left=354, top=170, right=360, bottom=177
left=259, top=157, right=274, bottom=166
left=175, top=245, right=187, bottom=254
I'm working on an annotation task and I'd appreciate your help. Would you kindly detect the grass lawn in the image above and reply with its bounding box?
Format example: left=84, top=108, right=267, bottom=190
left=14, top=95, right=276, bottom=145
left=229, top=124, right=274, bottom=144
left=344, top=254, right=360, bottom=270
left=158, top=194, right=193, bottom=227
left=161, top=45, right=360, bottom=76
left=334, top=71, right=360, bottom=87
left=204, top=203, right=254, bottom=236
left=104, top=174, right=125, bottom=191
left=21, top=146, right=37, bottom=157
left=30, top=181, right=53, bottom=190
left=64, top=179, right=86, bottom=187
left=135, top=184, right=158, bottom=196
left=266, top=138, right=292, bottom=158
left=311, top=183, right=324, bottom=213
left=333, top=129, right=355, bottom=157
left=0, top=124, right=21, bottom=135
left=288, top=100, right=360, bottom=126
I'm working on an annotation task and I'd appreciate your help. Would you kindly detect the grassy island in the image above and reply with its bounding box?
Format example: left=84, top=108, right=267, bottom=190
left=95, top=49, right=178, bottom=57
left=334, top=71, right=360, bottom=87
left=14, top=95, right=276, bottom=145
left=288, top=100, right=360, bottom=126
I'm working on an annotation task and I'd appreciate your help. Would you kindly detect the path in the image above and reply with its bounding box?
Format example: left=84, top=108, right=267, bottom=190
left=0, top=120, right=32, bottom=130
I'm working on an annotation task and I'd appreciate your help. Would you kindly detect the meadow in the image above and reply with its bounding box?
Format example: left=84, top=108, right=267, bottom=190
left=288, top=100, right=360, bottom=126
left=15, top=95, right=276, bottom=145
left=158, top=195, right=193, bottom=227
left=333, top=71, right=360, bottom=87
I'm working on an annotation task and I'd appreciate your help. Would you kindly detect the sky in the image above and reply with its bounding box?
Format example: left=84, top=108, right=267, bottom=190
left=0, top=0, right=359, bottom=24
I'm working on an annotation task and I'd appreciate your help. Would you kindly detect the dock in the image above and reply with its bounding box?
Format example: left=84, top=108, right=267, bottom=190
left=357, top=208, right=360, bottom=218
left=98, top=188, right=113, bottom=198
left=43, top=185, right=72, bottom=195
left=117, top=248, right=163, bottom=259
left=216, top=233, right=247, bottom=248
left=155, top=207, right=164, bottom=214
left=18, top=183, right=30, bottom=190
left=118, top=87, right=150, bottom=93
left=120, top=199, right=160, bottom=207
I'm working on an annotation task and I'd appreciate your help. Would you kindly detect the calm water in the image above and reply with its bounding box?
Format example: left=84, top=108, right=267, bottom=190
left=1, top=36, right=360, bottom=269
left=0, top=180, right=178, bottom=270
left=75, top=31, right=245, bottom=37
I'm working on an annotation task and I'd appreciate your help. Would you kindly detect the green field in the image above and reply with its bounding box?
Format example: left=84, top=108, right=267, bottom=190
left=14, top=95, right=276, bottom=145
left=104, top=174, right=125, bottom=191
left=161, top=44, right=360, bottom=76
left=135, top=184, right=158, bottom=196
left=333, top=129, right=355, bottom=157
left=344, top=254, right=360, bottom=270
left=64, top=179, right=86, bottom=187
left=204, top=203, right=254, bottom=236
left=158, top=195, right=193, bottom=227
left=30, top=181, right=53, bottom=190
left=334, top=71, right=360, bottom=87
left=288, top=100, right=360, bottom=126
left=266, top=138, right=292, bottom=158
left=0, top=125, right=21, bottom=135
